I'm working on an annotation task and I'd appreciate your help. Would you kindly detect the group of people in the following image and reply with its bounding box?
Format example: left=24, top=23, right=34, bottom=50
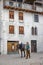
left=18, top=42, right=30, bottom=59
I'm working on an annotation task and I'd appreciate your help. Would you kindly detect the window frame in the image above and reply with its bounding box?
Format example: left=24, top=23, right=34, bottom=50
left=34, top=14, right=39, bottom=22
left=31, top=27, right=37, bottom=35
left=9, top=25, right=14, bottom=34
left=32, top=27, right=35, bottom=35
left=35, top=27, right=37, bottom=35
left=19, top=26, right=24, bottom=34
left=19, top=12, right=23, bottom=20
left=9, top=11, right=14, bottom=19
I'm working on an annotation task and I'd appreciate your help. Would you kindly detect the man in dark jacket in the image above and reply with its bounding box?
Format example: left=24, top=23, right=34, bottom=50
left=20, top=42, right=25, bottom=58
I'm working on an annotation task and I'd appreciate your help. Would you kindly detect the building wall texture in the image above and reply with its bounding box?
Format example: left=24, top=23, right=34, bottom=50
left=0, top=0, right=43, bottom=54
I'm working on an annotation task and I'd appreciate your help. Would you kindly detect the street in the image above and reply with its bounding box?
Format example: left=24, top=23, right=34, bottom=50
left=0, top=53, right=43, bottom=65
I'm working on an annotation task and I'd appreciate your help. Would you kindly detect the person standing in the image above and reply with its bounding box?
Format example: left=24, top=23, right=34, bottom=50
left=22, top=44, right=25, bottom=57
left=19, top=42, right=25, bottom=58
left=19, top=42, right=23, bottom=58
left=26, top=42, right=30, bottom=59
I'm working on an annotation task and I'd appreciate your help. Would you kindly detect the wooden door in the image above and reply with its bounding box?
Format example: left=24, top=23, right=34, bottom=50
left=7, top=41, right=19, bottom=54
left=31, top=40, right=37, bottom=52
left=7, top=42, right=12, bottom=52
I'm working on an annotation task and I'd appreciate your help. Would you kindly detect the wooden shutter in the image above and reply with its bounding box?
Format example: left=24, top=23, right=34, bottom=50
left=19, top=26, right=24, bottom=34
left=9, top=25, right=14, bottom=34
left=19, top=12, right=23, bottom=20
left=9, top=11, right=14, bottom=19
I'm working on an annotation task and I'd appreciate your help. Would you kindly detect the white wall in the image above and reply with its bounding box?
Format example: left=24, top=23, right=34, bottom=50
left=1, top=4, right=43, bottom=54
left=36, top=6, right=43, bottom=12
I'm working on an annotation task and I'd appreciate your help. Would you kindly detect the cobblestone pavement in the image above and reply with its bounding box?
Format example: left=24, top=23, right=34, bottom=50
left=0, top=53, right=43, bottom=65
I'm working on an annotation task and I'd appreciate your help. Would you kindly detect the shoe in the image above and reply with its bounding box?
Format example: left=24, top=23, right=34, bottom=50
left=26, top=57, right=28, bottom=59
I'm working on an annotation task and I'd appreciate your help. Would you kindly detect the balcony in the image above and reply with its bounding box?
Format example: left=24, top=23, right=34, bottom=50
left=3, top=1, right=43, bottom=13
left=3, top=1, right=17, bottom=8
left=3, top=1, right=35, bottom=11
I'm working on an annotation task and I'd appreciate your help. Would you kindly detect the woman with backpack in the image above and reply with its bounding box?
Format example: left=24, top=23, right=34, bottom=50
left=26, top=42, right=30, bottom=59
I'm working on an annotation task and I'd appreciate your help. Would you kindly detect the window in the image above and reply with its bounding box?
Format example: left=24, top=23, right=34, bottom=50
left=35, top=27, right=37, bottom=35
left=32, top=27, right=34, bottom=35
left=9, top=2, right=13, bottom=6
left=17, top=0, right=23, bottom=2
left=31, top=40, right=37, bottom=52
left=19, top=26, right=24, bottom=34
left=9, top=11, right=14, bottom=19
left=32, top=27, right=37, bottom=35
left=9, top=25, right=14, bottom=34
left=19, top=12, right=23, bottom=20
left=34, top=14, right=39, bottom=22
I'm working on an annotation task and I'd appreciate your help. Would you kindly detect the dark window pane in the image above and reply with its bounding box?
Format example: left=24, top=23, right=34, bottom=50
left=17, top=0, right=23, bottom=2
left=35, top=27, right=37, bottom=35
left=32, top=27, right=34, bottom=35
left=9, top=2, right=13, bottom=6
left=12, top=0, right=16, bottom=1
left=34, top=15, right=39, bottom=22
left=12, top=0, right=23, bottom=2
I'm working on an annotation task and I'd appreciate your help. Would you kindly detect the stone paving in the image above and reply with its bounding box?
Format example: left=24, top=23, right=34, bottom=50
left=0, top=53, right=43, bottom=65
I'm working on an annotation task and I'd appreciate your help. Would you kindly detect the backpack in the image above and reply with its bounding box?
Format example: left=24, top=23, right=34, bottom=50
left=26, top=45, right=30, bottom=50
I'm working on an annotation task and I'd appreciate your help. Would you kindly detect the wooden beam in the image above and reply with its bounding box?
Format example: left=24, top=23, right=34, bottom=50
left=4, top=6, right=43, bottom=15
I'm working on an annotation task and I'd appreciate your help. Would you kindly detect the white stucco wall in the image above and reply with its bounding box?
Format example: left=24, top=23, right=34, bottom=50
left=36, top=6, right=43, bottom=12
left=1, top=9, right=43, bottom=54
left=0, top=0, right=43, bottom=54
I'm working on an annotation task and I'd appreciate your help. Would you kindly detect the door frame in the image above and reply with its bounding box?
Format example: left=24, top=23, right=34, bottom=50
left=7, top=41, right=19, bottom=54
left=31, top=40, right=37, bottom=53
